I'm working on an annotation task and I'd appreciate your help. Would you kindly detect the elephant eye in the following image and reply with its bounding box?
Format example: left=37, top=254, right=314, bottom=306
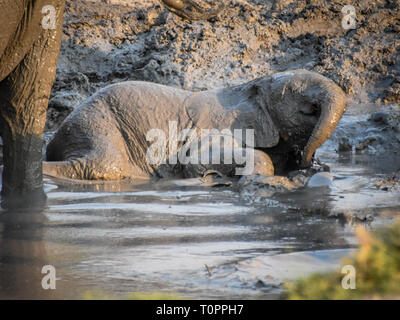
left=300, top=103, right=320, bottom=117
left=312, top=103, right=321, bottom=117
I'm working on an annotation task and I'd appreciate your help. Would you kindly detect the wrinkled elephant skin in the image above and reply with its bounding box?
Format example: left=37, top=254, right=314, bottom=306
left=44, top=70, right=347, bottom=182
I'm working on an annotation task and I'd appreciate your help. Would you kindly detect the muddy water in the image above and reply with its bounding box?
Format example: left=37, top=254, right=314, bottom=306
left=0, top=150, right=399, bottom=299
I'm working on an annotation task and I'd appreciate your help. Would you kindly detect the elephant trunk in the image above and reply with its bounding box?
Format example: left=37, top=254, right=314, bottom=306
left=161, top=0, right=225, bottom=20
left=301, top=80, right=347, bottom=168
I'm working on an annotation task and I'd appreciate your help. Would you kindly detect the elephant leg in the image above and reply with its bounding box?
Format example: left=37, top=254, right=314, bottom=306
left=43, top=160, right=83, bottom=180
left=44, top=143, right=144, bottom=181
left=0, top=2, right=65, bottom=209
left=43, top=155, right=134, bottom=181
left=181, top=134, right=274, bottom=178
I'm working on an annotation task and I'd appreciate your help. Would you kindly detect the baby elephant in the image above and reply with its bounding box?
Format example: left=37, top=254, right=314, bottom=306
left=44, top=70, right=346, bottom=183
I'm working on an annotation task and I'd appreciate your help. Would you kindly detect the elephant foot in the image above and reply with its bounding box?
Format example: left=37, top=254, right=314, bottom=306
left=1, top=134, right=47, bottom=210
left=1, top=188, right=46, bottom=211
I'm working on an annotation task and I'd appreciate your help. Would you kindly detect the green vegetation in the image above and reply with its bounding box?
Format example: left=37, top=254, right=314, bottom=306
left=285, top=218, right=400, bottom=299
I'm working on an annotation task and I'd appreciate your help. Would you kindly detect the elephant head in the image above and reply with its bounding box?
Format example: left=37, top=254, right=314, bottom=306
left=160, top=0, right=225, bottom=20
left=255, top=70, right=347, bottom=168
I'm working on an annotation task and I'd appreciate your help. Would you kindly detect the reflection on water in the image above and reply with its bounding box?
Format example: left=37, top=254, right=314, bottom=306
left=0, top=211, right=54, bottom=299
left=0, top=152, right=399, bottom=299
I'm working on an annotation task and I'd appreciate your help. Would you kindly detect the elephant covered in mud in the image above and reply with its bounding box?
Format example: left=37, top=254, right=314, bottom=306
left=44, top=70, right=347, bottom=183
left=0, top=0, right=224, bottom=208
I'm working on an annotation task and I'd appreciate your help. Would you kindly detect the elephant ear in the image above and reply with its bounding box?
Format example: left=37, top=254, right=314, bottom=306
left=250, top=82, right=280, bottom=148
left=231, top=82, right=280, bottom=148
left=252, top=105, right=280, bottom=148
left=232, top=98, right=279, bottom=148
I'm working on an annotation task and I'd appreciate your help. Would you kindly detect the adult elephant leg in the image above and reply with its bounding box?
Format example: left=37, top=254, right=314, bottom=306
left=0, top=2, right=65, bottom=209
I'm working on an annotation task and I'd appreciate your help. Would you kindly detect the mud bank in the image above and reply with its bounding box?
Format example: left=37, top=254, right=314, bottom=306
left=47, top=0, right=400, bottom=130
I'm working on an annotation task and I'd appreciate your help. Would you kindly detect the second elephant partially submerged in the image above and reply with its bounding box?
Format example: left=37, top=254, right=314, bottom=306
left=44, top=70, right=346, bottom=182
